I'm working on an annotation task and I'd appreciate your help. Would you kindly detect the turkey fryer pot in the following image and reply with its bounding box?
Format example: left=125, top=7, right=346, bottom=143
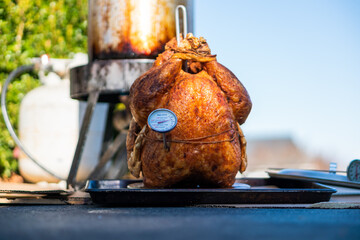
left=67, top=1, right=193, bottom=188
left=70, top=0, right=193, bottom=102
left=88, top=0, right=193, bottom=61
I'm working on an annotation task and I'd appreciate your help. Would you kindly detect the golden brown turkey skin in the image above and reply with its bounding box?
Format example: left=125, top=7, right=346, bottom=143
left=204, top=61, right=252, bottom=125
left=129, top=58, right=182, bottom=127
left=127, top=35, right=252, bottom=188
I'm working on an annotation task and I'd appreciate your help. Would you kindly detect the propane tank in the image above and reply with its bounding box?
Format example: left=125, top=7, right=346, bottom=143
left=18, top=56, right=108, bottom=183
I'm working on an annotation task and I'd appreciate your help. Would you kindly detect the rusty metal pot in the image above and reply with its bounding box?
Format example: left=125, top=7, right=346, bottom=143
left=88, top=0, right=193, bottom=61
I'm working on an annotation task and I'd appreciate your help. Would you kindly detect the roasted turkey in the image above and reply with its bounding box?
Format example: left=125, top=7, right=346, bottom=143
left=126, top=34, right=252, bottom=188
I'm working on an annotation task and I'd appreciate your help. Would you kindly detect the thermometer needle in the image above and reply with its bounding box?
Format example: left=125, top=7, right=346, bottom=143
left=158, top=120, right=169, bottom=124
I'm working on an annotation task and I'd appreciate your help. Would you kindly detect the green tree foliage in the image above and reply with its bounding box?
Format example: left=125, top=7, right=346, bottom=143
left=0, top=0, right=87, bottom=178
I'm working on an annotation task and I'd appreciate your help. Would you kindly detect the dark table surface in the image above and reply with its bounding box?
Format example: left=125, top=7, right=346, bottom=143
left=0, top=205, right=359, bottom=240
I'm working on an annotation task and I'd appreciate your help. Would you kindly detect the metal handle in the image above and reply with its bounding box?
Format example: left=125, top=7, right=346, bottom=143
left=175, top=5, right=188, bottom=45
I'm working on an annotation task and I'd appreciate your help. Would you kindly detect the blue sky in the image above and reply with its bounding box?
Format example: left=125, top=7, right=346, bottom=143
left=194, top=0, right=360, bottom=169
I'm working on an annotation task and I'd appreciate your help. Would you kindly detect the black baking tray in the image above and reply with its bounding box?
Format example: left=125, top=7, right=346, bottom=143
left=85, top=178, right=336, bottom=206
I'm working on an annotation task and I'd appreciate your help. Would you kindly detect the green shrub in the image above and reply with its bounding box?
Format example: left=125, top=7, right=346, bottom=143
left=0, top=0, right=87, bottom=178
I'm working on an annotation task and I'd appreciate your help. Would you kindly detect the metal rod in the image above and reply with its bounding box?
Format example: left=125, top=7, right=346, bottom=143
left=268, top=167, right=347, bottom=173
left=162, top=133, right=169, bottom=151
left=175, top=5, right=187, bottom=45
left=67, top=90, right=100, bottom=188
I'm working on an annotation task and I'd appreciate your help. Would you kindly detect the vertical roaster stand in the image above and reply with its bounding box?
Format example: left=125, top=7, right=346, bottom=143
left=67, top=2, right=193, bottom=189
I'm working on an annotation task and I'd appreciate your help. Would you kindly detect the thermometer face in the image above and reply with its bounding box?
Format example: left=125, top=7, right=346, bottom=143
left=148, top=109, right=177, bottom=133
left=347, top=159, right=360, bottom=182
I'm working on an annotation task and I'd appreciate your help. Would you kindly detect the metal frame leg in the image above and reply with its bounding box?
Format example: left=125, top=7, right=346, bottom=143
left=67, top=90, right=100, bottom=188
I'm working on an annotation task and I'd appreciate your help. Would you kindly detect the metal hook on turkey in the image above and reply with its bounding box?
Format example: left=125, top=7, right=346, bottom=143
left=175, top=5, right=188, bottom=45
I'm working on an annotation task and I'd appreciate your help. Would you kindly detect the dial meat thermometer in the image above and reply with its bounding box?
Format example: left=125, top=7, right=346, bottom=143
left=148, top=109, right=178, bottom=150
left=347, top=159, right=360, bottom=182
